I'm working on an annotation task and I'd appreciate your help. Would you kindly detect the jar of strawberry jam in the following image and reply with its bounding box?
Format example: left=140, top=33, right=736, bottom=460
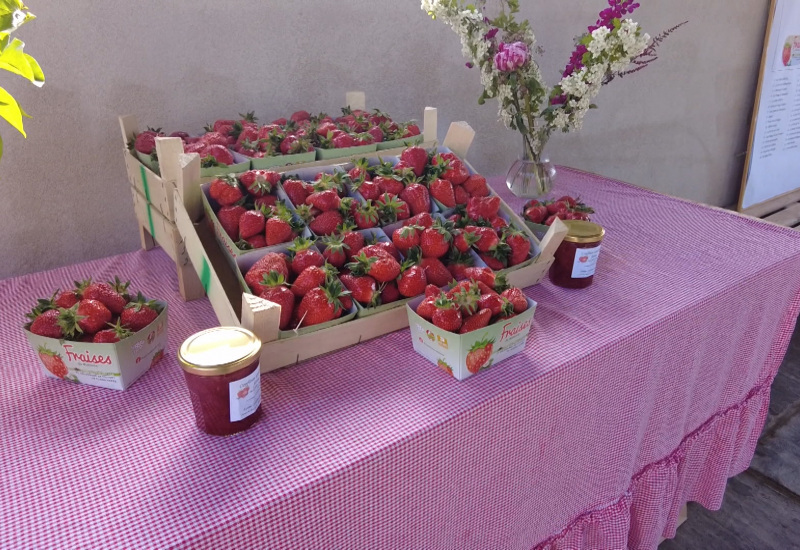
left=549, top=220, right=605, bottom=289
left=178, top=327, right=263, bottom=436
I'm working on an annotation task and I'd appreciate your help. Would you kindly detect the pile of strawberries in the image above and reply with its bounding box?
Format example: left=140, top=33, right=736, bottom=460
left=522, top=195, right=595, bottom=226
left=415, top=274, right=529, bottom=335
left=278, top=146, right=533, bottom=272
left=132, top=124, right=242, bottom=169
left=25, top=277, right=163, bottom=343
left=207, top=169, right=305, bottom=250
left=311, top=107, right=420, bottom=150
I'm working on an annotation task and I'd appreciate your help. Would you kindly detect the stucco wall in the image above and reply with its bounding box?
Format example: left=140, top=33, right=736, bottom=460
left=0, top=0, right=769, bottom=278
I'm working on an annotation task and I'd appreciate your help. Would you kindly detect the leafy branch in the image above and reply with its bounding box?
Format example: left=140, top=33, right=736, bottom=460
left=603, top=20, right=688, bottom=85
left=0, top=0, right=43, bottom=161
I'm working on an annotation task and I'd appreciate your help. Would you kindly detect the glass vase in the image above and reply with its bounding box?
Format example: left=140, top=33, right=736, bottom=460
left=505, top=138, right=556, bottom=198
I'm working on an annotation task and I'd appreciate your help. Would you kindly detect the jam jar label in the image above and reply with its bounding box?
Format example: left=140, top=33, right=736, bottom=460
left=229, top=366, right=262, bottom=422
left=571, top=245, right=601, bottom=278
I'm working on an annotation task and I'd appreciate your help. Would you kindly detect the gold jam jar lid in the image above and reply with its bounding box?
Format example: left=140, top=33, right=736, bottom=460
left=178, top=327, right=262, bottom=377
left=562, top=220, right=605, bottom=244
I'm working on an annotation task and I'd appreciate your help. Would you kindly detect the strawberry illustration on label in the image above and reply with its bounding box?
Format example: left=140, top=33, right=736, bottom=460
left=38, top=346, right=68, bottom=379
left=150, top=349, right=164, bottom=367
left=237, top=386, right=250, bottom=399
left=784, top=43, right=792, bottom=66
left=579, top=256, right=589, bottom=263
left=437, top=358, right=453, bottom=377
left=466, top=338, right=494, bottom=374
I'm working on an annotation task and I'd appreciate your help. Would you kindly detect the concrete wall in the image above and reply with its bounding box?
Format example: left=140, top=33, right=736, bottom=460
left=0, top=0, right=770, bottom=278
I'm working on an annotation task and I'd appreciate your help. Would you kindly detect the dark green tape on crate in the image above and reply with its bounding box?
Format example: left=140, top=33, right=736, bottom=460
left=145, top=202, right=156, bottom=241
left=139, top=165, right=152, bottom=202
left=200, top=258, right=211, bottom=295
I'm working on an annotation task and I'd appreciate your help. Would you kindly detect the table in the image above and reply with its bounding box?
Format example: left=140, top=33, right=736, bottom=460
left=4, top=168, right=800, bottom=550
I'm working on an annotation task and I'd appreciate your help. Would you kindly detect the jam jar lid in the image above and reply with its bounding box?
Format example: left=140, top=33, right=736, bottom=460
left=178, top=327, right=262, bottom=377
left=562, top=220, right=605, bottom=244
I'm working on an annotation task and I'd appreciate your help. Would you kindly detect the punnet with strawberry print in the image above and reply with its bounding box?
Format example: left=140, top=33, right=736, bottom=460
left=23, top=302, right=168, bottom=391
left=406, top=294, right=536, bottom=381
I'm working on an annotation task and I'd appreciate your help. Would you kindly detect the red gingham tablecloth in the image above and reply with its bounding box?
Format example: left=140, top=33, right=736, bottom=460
left=3, top=169, right=800, bottom=550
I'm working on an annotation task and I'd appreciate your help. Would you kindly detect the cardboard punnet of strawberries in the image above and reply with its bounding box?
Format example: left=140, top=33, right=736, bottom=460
left=23, top=277, right=168, bottom=390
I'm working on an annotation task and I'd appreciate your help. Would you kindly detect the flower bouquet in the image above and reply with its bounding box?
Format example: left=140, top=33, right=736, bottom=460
left=422, top=0, right=685, bottom=197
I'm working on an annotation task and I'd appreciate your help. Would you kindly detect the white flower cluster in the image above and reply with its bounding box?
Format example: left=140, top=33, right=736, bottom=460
left=549, top=18, right=649, bottom=133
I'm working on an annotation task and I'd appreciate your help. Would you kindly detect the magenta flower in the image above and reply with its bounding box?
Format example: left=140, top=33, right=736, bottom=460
left=494, top=41, right=530, bottom=72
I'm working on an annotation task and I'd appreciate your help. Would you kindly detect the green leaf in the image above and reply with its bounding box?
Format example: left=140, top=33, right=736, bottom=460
left=0, top=36, right=42, bottom=86
left=0, top=85, right=25, bottom=136
left=0, top=6, right=33, bottom=35
left=579, top=34, right=592, bottom=46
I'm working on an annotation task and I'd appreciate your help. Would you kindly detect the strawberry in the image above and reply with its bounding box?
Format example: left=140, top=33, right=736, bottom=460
left=82, top=277, right=130, bottom=315
left=202, top=144, right=235, bottom=166
left=291, top=110, right=311, bottom=123
left=501, top=287, right=528, bottom=314
left=374, top=175, right=405, bottom=196
left=463, top=174, right=490, bottom=197
left=54, top=290, right=80, bottom=309
left=400, top=146, right=428, bottom=177
left=306, top=189, right=340, bottom=212
left=241, top=170, right=280, bottom=197
left=403, top=212, right=434, bottom=229
left=432, top=152, right=469, bottom=185
left=289, top=238, right=325, bottom=276
left=466, top=339, right=494, bottom=373
left=239, top=209, right=266, bottom=240
left=282, top=179, right=312, bottom=207
left=524, top=204, right=548, bottom=224
left=479, top=252, right=507, bottom=271
left=425, top=284, right=441, bottom=298
left=295, top=280, right=348, bottom=327
left=453, top=229, right=480, bottom=253
left=416, top=295, right=438, bottom=320
left=446, top=251, right=474, bottom=281
left=460, top=308, right=492, bottom=334
left=370, top=256, right=401, bottom=283
left=475, top=280, right=498, bottom=296
left=478, top=293, right=504, bottom=317
left=374, top=280, right=398, bottom=304
left=340, top=272, right=379, bottom=306
left=467, top=196, right=501, bottom=221
left=463, top=267, right=495, bottom=288
left=37, top=346, right=69, bottom=378
left=72, top=299, right=112, bottom=334
left=545, top=215, right=561, bottom=226
left=332, top=133, right=356, bottom=149
left=420, top=222, right=452, bottom=258
left=341, top=227, right=365, bottom=259
left=133, top=129, right=162, bottom=155
left=218, top=205, right=246, bottom=241
left=397, top=265, right=427, bottom=298
left=93, top=319, right=133, bottom=343
left=392, top=225, right=421, bottom=255
left=399, top=183, right=430, bottom=215
left=320, top=234, right=349, bottom=268
left=403, top=123, right=421, bottom=137
left=310, top=210, right=344, bottom=236
left=265, top=216, right=293, bottom=246
left=453, top=184, right=470, bottom=206
left=245, top=234, right=267, bottom=249
left=432, top=295, right=462, bottom=332
left=490, top=217, right=508, bottom=231
left=420, top=257, right=454, bottom=287
left=200, top=131, right=229, bottom=147
left=120, top=293, right=160, bottom=332
left=503, top=227, right=531, bottom=266
left=254, top=195, right=278, bottom=210
left=28, top=309, right=64, bottom=338
left=280, top=135, right=312, bottom=155
left=465, top=225, right=500, bottom=252
left=246, top=252, right=291, bottom=292
left=449, top=282, right=480, bottom=316
left=376, top=194, right=411, bottom=224
left=354, top=201, right=380, bottom=229
left=355, top=178, right=381, bottom=201
left=429, top=178, right=455, bottom=208
left=291, top=265, right=329, bottom=298
left=256, top=272, right=295, bottom=330
left=547, top=201, right=570, bottom=216
left=365, top=241, right=401, bottom=261
left=209, top=175, right=244, bottom=206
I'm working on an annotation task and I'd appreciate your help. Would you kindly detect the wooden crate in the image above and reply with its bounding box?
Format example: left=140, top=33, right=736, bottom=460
left=172, top=121, right=568, bottom=372
left=118, top=91, right=439, bottom=223
left=129, top=171, right=205, bottom=302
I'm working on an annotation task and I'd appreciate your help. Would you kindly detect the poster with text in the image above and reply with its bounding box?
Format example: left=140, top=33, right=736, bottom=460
left=741, top=0, right=800, bottom=210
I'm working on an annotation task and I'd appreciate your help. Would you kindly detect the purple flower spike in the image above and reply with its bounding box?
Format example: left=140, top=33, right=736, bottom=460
left=494, top=41, right=530, bottom=72
left=466, top=62, right=474, bottom=69
left=485, top=27, right=499, bottom=40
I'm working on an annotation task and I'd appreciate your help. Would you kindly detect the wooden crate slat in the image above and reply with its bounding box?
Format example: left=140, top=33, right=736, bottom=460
left=763, top=202, right=800, bottom=226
